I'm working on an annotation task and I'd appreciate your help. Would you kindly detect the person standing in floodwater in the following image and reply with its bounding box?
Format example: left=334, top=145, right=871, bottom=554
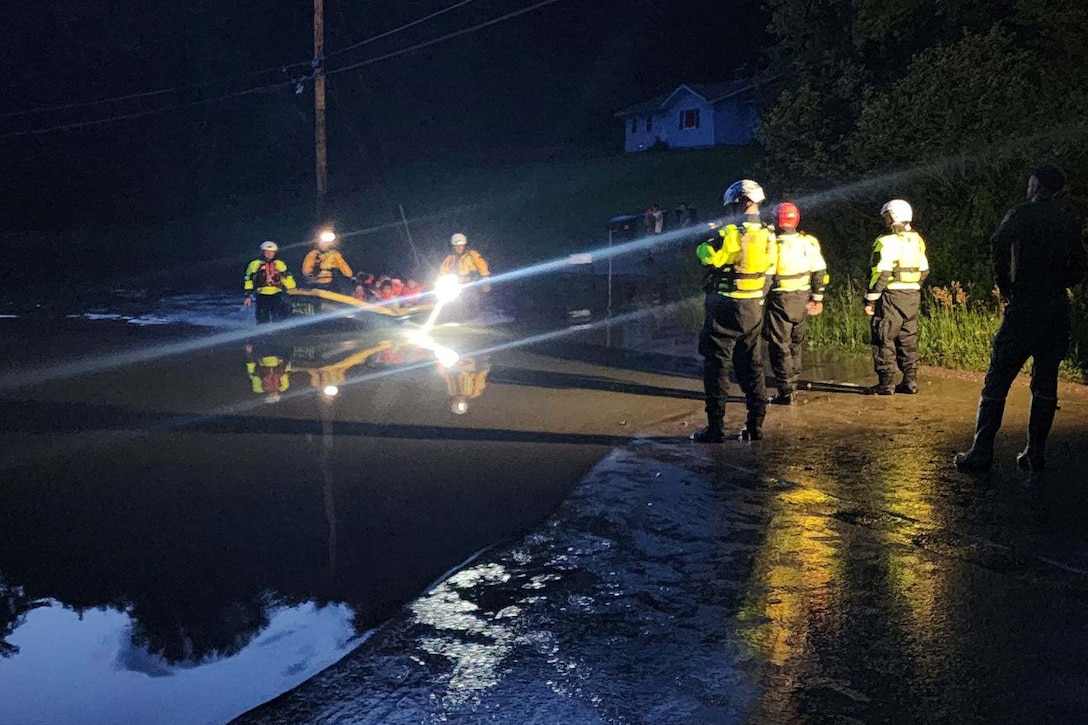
left=692, top=179, right=776, bottom=443
left=302, top=233, right=354, bottom=293
left=864, top=199, right=929, bottom=395
left=955, top=164, right=1088, bottom=473
left=243, top=241, right=296, bottom=324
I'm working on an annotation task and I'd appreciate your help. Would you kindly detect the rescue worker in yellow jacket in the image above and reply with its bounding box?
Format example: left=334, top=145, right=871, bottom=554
left=865, top=199, right=929, bottom=395
left=244, top=344, right=292, bottom=403
left=440, top=233, right=491, bottom=286
left=439, top=355, right=491, bottom=415
left=693, top=179, right=777, bottom=442
left=302, top=234, right=354, bottom=292
left=765, top=202, right=829, bottom=404
left=243, top=241, right=296, bottom=324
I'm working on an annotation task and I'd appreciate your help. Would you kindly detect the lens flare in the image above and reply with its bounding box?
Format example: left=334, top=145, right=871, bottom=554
left=434, top=275, right=462, bottom=304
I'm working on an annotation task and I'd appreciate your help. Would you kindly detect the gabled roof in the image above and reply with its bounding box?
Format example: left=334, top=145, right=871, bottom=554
left=615, top=80, right=755, bottom=117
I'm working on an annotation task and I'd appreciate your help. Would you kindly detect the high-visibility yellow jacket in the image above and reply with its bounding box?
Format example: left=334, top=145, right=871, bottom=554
left=696, top=220, right=777, bottom=300
left=866, top=228, right=929, bottom=301
left=772, top=231, right=829, bottom=300
left=244, top=258, right=297, bottom=296
left=302, top=249, right=353, bottom=285
left=441, top=357, right=490, bottom=399
left=440, top=250, right=490, bottom=281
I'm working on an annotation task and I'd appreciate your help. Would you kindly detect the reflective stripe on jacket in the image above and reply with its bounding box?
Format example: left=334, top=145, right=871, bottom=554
left=772, top=231, right=829, bottom=299
left=866, top=229, right=929, bottom=301
left=244, top=258, right=297, bottom=296
left=302, top=249, right=353, bottom=285
left=696, top=221, right=776, bottom=300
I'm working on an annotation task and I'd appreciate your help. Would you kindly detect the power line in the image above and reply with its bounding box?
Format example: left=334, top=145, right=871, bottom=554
left=0, top=60, right=311, bottom=121
left=328, top=0, right=567, bottom=75
left=326, top=0, right=476, bottom=58
left=0, top=80, right=296, bottom=139
left=2, top=0, right=475, bottom=121
left=0, top=0, right=568, bottom=138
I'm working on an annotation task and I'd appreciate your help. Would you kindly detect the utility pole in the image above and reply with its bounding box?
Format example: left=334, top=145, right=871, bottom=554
left=314, top=0, right=328, bottom=221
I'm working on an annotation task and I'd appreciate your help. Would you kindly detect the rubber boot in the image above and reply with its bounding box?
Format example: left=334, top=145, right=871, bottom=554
left=692, top=413, right=726, bottom=443
left=769, top=388, right=794, bottom=406
left=741, top=410, right=765, bottom=441
left=868, top=374, right=896, bottom=396
left=954, top=398, right=1006, bottom=472
left=895, top=370, right=919, bottom=395
left=1017, top=398, right=1057, bottom=472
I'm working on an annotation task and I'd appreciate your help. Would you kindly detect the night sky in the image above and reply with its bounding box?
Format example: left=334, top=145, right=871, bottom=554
left=1, top=0, right=763, bottom=231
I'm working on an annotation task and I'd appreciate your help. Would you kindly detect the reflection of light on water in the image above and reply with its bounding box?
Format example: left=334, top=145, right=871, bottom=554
left=737, top=484, right=845, bottom=722
left=871, top=440, right=954, bottom=660
left=410, top=564, right=518, bottom=707
left=403, top=330, right=460, bottom=369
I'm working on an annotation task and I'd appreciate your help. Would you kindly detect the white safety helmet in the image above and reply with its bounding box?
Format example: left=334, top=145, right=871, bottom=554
left=451, top=233, right=468, bottom=247
left=880, top=199, right=913, bottom=224
left=260, top=240, right=278, bottom=252
left=723, top=179, right=765, bottom=206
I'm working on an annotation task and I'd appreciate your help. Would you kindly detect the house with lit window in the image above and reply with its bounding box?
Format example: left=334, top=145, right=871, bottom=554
left=616, top=81, right=758, bottom=153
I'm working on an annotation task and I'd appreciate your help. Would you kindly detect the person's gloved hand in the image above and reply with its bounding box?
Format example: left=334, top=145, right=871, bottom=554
left=863, top=303, right=875, bottom=317
left=806, top=300, right=823, bottom=316
left=244, top=296, right=253, bottom=308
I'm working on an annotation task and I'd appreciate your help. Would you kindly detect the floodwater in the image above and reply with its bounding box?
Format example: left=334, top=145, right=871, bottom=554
left=0, top=297, right=703, bottom=725
left=3, top=289, right=1088, bottom=724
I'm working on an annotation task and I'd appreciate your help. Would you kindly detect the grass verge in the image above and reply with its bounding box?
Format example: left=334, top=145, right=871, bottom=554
left=807, top=281, right=1088, bottom=383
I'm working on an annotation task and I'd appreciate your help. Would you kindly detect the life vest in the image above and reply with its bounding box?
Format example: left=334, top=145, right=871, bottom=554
left=441, top=250, right=490, bottom=281
left=773, top=232, right=826, bottom=293
left=303, top=249, right=352, bottom=285
left=247, top=356, right=290, bottom=393
left=245, top=257, right=295, bottom=295
left=253, top=261, right=284, bottom=289
left=871, top=230, right=929, bottom=291
left=697, top=221, right=776, bottom=300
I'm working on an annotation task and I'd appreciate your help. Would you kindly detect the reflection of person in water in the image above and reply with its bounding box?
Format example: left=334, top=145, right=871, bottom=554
left=439, top=356, right=491, bottom=415
left=244, top=344, right=292, bottom=401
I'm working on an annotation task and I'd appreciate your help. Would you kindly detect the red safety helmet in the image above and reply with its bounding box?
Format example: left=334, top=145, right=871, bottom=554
left=777, top=202, right=800, bottom=229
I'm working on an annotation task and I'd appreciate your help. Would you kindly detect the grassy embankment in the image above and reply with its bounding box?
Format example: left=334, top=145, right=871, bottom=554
left=807, top=282, right=1088, bottom=383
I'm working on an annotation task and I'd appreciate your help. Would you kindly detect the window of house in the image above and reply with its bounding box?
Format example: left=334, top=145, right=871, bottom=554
left=680, top=109, right=700, bottom=130
left=645, top=116, right=653, bottom=133
left=630, top=118, right=638, bottom=134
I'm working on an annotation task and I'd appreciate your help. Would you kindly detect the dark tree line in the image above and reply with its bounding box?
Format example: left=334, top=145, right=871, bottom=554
left=757, top=0, right=1088, bottom=291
